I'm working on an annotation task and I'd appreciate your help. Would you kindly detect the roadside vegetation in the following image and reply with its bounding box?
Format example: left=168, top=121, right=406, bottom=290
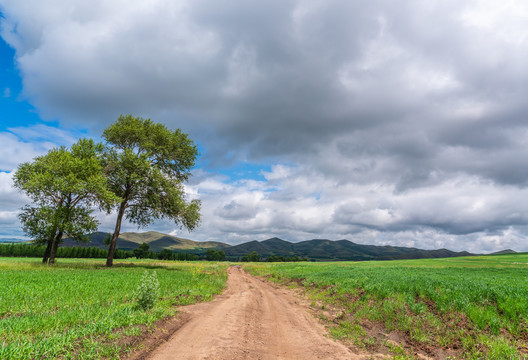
left=244, top=254, right=528, bottom=359
left=0, top=257, right=228, bottom=359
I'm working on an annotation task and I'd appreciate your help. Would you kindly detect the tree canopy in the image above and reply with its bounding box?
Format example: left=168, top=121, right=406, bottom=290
left=13, top=139, right=118, bottom=264
left=103, top=115, right=201, bottom=266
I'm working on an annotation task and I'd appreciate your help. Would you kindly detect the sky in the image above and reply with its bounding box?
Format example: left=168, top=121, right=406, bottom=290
left=1, top=0, right=528, bottom=253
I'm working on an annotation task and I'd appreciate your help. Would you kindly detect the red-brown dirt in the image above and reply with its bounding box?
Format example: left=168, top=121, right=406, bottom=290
left=130, top=266, right=372, bottom=360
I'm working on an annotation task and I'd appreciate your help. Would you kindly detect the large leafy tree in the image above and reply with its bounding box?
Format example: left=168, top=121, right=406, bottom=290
left=13, top=139, right=118, bottom=264
left=103, top=115, right=201, bottom=267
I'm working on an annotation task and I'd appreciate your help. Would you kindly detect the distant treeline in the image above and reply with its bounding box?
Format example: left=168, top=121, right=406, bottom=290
left=0, top=243, right=131, bottom=259
left=0, top=243, right=307, bottom=262
left=265, top=255, right=307, bottom=262
left=0, top=243, right=198, bottom=261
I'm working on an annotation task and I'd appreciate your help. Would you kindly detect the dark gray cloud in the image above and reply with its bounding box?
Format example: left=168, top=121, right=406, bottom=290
left=2, top=0, right=528, bottom=251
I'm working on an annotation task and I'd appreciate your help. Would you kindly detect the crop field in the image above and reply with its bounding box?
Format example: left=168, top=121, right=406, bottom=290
left=0, top=257, right=228, bottom=359
left=244, top=254, right=528, bottom=359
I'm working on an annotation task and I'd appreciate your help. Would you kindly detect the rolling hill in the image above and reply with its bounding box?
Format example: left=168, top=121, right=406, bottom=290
left=223, top=237, right=473, bottom=261
left=62, top=231, right=230, bottom=252
left=62, top=232, right=475, bottom=260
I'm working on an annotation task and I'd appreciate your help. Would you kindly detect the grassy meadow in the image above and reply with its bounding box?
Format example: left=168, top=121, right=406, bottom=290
left=0, top=257, right=228, bottom=359
left=244, top=254, right=528, bottom=359
left=2, top=254, right=527, bottom=359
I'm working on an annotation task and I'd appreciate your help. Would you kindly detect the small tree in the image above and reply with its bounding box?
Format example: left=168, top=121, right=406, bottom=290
left=205, top=249, right=226, bottom=261
left=158, top=248, right=173, bottom=260
left=103, top=115, right=201, bottom=267
left=133, top=243, right=150, bottom=259
left=241, top=251, right=259, bottom=262
left=13, top=139, right=118, bottom=264
left=215, top=249, right=226, bottom=261
left=205, top=249, right=216, bottom=261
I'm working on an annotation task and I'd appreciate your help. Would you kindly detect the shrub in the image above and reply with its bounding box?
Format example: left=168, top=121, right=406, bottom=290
left=135, top=271, right=160, bottom=310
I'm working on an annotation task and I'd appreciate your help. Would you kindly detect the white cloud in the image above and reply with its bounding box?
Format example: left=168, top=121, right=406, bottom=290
left=0, top=132, right=49, bottom=171
left=158, top=166, right=528, bottom=252
left=2, top=0, right=528, bottom=252
left=0, top=124, right=78, bottom=171
left=0, top=171, right=29, bottom=236
left=8, top=124, right=77, bottom=145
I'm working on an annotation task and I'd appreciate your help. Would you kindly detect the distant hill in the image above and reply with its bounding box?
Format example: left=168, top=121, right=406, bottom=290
left=0, top=238, right=29, bottom=243
left=62, top=231, right=230, bottom=252
left=223, top=237, right=473, bottom=261
left=489, top=249, right=517, bottom=255
left=62, top=232, right=474, bottom=261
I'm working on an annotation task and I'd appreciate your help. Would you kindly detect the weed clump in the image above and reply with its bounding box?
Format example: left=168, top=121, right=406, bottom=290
left=135, top=271, right=160, bottom=310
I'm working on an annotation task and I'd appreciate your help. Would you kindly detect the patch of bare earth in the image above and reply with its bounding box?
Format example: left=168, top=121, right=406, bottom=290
left=125, top=266, right=378, bottom=360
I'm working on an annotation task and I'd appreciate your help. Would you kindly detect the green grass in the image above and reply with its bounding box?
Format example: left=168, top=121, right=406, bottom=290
left=0, top=257, right=228, bottom=359
left=243, top=254, right=528, bottom=359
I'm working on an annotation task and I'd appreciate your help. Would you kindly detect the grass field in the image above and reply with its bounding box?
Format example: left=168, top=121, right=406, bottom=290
left=244, top=254, right=528, bottom=359
left=0, top=257, right=228, bottom=359
left=2, top=254, right=527, bottom=359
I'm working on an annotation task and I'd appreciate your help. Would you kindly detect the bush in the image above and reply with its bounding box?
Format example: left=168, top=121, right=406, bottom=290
left=135, top=271, right=160, bottom=311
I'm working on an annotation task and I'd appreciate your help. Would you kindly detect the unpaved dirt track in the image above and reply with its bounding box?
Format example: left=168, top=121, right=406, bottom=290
left=145, top=266, right=360, bottom=360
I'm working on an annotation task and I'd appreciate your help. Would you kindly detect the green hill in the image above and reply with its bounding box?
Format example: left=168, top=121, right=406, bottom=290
left=62, top=232, right=474, bottom=260
left=62, top=231, right=230, bottom=252
left=224, top=238, right=473, bottom=261
left=490, top=249, right=517, bottom=255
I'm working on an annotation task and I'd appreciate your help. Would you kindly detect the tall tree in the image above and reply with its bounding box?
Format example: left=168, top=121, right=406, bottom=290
left=13, top=139, right=118, bottom=264
left=103, top=115, right=201, bottom=267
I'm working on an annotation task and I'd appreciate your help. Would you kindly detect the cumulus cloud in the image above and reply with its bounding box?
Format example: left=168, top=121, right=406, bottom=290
left=0, top=124, right=77, bottom=171
left=2, top=0, right=528, bottom=251
left=162, top=166, right=528, bottom=252
left=0, top=171, right=28, bottom=236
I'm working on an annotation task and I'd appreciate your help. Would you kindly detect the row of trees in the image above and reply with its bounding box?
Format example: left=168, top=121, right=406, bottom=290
left=205, top=249, right=226, bottom=261
left=0, top=243, right=130, bottom=259
left=0, top=243, right=200, bottom=261
left=130, top=243, right=199, bottom=260
left=0, top=243, right=308, bottom=262
left=239, top=251, right=307, bottom=262
left=13, top=115, right=201, bottom=266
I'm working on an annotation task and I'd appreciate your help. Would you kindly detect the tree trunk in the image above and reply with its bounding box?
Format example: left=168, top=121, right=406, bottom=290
left=42, top=237, right=54, bottom=264
left=48, top=230, right=63, bottom=265
left=106, top=199, right=127, bottom=267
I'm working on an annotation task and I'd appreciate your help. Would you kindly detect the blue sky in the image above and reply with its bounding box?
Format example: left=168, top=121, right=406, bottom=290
left=0, top=35, right=40, bottom=131
left=0, top=31, right=269, bottom=180
left=2, top=1, right=528, bottom=253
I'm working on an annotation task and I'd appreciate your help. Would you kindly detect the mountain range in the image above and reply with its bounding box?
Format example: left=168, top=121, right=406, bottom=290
left=223, top=237, right=474, bottom=261
left=62, top=231, right=229, bottom=252
left=62, top=232, right=477, bottom=261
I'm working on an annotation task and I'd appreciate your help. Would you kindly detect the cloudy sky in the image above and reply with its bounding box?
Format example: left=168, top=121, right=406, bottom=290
left=1, top=0, right=528, bottom=253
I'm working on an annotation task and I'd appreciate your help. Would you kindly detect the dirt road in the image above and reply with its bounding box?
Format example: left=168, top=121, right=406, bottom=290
left=143, top=266, right=362, bottom=360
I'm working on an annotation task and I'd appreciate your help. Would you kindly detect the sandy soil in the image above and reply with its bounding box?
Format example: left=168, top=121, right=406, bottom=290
left=140, top=266, right=364, bottom=360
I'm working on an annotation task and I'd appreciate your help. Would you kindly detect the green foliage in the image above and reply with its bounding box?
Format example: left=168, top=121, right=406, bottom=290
left=266, top=255, right=307, bottom=262
left=205, top=249, right=226, bottom=261
left=241, top=251, right=260, bottom=262
left=244, top=254, right=528, bottom=359
left=135, top=271, right=160, bottom=311
left=13, top=138, right=119, bottom=264
left=0, top=243, right=200, bottom=261
left=102, top=115, right=201, bottom=266
left=158, top=249, right=173, bottom=260
left=0, top=243, right=130, bottom=259
left=0, top=257, right=228, bottom=359
left=133, top=243, right=150, bottom=259
left=0, top=243, right=46, bottom=257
